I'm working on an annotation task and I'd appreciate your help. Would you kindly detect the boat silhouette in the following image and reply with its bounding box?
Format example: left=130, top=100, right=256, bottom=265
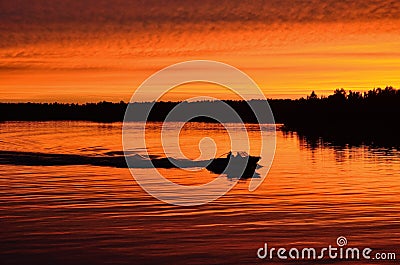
left=206, top=152, right=261, bottom=178
left=0, top=150, right=260, bottom=179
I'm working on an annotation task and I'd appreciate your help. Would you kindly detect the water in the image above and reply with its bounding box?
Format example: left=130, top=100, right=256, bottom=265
left=0, top=121, right=399, bottom=264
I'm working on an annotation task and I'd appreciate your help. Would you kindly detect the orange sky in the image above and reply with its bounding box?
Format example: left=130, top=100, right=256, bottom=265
left=1, top=0, right=400, bottom=102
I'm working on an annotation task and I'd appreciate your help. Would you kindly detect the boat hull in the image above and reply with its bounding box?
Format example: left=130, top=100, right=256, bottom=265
left=206, top=156, right=260, bottom=178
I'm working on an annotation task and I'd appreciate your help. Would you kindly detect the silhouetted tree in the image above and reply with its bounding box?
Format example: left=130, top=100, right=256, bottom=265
left=328, top=88, right=347, bottom=102
left=307, top=91, right=318, bottom=100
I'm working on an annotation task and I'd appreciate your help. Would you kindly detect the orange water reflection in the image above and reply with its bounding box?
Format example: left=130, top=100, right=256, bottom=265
left=0, top=121, right=399, bottom=264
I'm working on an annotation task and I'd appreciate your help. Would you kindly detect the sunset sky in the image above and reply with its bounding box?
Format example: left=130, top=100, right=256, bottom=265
left=1, top=0, right=400, bottom=102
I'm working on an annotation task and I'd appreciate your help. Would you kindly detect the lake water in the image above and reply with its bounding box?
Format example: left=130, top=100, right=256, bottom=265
left=0, top=121, right=399, bottom=264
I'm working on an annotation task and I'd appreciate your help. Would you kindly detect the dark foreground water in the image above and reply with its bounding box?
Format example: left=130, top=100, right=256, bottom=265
left=0, top=121, right=399, bottom=264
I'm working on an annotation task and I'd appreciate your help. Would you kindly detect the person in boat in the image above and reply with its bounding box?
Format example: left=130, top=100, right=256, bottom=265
left=226, top=151, right=245, bottom=160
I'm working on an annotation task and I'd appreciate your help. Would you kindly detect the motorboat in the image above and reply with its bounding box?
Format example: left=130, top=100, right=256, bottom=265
left=206, top=152, right=261, bottom=178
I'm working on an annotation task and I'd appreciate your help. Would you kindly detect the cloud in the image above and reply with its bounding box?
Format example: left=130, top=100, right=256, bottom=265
left=1, top=0, right=400, bottom=31
left=1, top=0, right=400, bottom=102
left=1, top=0, right=399, bottom=51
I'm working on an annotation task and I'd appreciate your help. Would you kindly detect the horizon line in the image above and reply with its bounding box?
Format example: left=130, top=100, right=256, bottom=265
left=1, top=85, right=397, bottom=105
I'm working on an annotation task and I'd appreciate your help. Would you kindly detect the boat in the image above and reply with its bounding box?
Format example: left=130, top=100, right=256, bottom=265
left=206, top=152, right=261, bottom=178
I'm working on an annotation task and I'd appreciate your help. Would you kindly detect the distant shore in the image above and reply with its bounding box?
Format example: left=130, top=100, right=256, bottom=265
left=1, top=87, right=399, bottom=146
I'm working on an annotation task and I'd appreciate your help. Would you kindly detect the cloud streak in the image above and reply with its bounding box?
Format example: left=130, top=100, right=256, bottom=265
left=1, top=0, right=400, bottom=102
left=1, top=0, right=400, bottom=26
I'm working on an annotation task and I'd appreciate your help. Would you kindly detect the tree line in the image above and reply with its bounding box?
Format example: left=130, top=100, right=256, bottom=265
left=1, top=86, right=399, bottom=145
